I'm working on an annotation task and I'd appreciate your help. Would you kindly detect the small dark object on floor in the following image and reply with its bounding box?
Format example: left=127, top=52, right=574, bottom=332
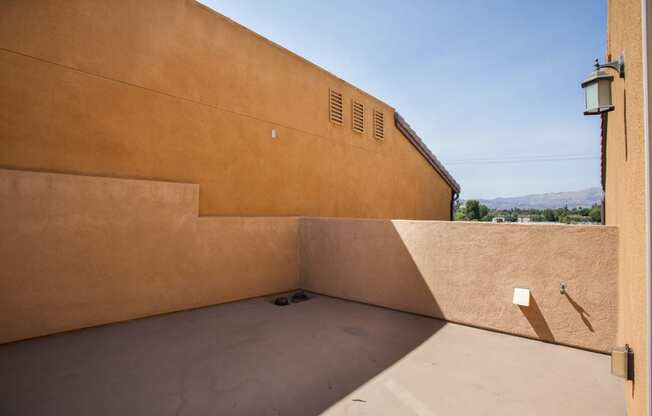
left=291, top=291, right=309, bottom=303
left=274, top=296, right=290, bottom=306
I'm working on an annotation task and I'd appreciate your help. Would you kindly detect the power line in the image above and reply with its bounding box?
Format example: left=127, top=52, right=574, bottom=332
left=444, top=153, right=600, bottom=165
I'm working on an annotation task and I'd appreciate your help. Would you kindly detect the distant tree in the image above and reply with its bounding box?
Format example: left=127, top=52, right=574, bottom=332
left=465, top=200, right=481, bottom=220
left=453, top=200, right=465, bottom=221
left=458, top=202, right=603, bottom=224
left=567, top=214, right=586, bottom=223
left=556, top=206, right=569, bottom=219
left=479, top=204, right=489, bottom=219
left=543, top=208, right=557, bottom=222
left=589, top=204, right=602, bottom=223
left=530, top=214, right=545, bottom=222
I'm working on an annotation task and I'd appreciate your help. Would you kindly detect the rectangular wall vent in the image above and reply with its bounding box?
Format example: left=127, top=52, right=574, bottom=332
left=352, top=100, right=365, bottom=133
left=329, top=89, right=343, bottom=125
left=373, top=109, right=384, bottom=140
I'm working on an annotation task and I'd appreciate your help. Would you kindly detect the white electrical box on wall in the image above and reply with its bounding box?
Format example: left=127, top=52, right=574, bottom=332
left=512, top=288, right=530, bottom=307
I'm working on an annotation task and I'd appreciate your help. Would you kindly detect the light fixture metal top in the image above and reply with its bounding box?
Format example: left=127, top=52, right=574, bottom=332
left=581, top=68, right=614, bottom=89
left=594, top=54, right=625, bottom=79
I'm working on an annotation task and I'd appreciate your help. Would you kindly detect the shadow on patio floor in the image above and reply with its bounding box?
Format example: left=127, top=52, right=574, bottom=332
left=0, top=294, right=444, bottom=416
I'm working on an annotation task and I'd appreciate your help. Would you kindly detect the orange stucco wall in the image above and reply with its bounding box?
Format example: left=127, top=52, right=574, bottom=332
left=0, top=0, right=453, bottom=220
left=605, top=1, right=649, bottom=414
left=0, top=169, right=299, bottom=344
left=299, top=218, right=619, bottom=353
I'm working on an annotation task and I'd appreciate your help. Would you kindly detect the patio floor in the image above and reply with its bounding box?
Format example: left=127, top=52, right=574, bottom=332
left=0, top=293, right=623, bottom=416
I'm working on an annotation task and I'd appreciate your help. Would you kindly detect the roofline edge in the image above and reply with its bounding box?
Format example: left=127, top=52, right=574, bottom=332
left=394, top=112, right=461, bottom=194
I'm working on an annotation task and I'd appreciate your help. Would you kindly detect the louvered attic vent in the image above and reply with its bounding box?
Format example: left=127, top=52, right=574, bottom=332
left=329, top=89, right=343, bottom=125
left=352, top=100, right=364, bottom=133
left=373, top=109, right=384, bottom=140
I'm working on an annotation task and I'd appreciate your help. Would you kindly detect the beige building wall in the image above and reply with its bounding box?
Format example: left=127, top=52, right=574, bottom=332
left=299, top=218, right=619, bottom=353
left=605, top=1, right=649, bottom=414
left=0, top=0, right=453, bottom=221
left=0, top=169, right=299, bottom=344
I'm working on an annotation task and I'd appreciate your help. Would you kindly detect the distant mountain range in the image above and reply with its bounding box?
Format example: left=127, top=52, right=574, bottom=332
left=465, top=188, right=603, bottom=210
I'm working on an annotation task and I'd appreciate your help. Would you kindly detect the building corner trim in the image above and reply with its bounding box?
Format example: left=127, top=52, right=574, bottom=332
left=641, top=0, right=652, bottom=414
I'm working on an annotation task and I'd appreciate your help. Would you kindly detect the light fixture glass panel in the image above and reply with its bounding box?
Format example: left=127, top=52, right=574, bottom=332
left=598, top=78, right=612, bottom=108
left=584, top=81, right=599, bottom=112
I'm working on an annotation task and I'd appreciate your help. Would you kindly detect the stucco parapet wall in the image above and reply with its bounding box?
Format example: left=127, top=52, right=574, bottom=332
left=0, top=169, right=299, bottom=344
left=1, top=169, right=618, bottom=353
left=298, top=217, right=619, bottom=353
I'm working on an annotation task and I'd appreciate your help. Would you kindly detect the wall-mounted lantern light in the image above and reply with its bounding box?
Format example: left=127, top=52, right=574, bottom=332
left=581, top=55, right=625, bottom=115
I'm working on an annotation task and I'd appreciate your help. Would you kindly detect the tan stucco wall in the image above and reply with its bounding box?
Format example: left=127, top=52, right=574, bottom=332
left=299, top=218, right=619, bottom=352
left=605, top=1, right=649, bottom=414
left=0, top=0, right=453, bottom=220
left=1, top=169, right=620, bottom=353
left=0, top=169, right=299, bottom=344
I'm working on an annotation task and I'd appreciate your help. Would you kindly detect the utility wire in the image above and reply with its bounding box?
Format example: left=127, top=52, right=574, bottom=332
left=444, top=153, right=600, bottom=165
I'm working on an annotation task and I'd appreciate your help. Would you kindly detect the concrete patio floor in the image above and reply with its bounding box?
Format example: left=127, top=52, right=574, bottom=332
left=0, top=293, right=623, bottom=416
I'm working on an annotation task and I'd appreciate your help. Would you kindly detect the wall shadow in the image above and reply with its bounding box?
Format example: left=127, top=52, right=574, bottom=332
left=0, top=214, right=618, bottom=415
left=0, top=293, right=445, bottom=416
left=299, top=218, right=445, bottom=321
left=519, top=296, right=555, bottom=342
left=294, top=218, right=447, bottom=413
left=564, top=293, right=594, bottom=333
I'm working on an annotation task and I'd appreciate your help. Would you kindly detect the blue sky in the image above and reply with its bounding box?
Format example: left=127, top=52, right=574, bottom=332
left=200, top=0, right=606, bottom=199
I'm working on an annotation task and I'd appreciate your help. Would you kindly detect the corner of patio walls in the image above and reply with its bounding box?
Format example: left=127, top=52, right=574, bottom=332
left=297, top=217, right=619, bottom=353
left=0, top=169, right=301, bottom=344
left=0, top=169, right=619, bottom=352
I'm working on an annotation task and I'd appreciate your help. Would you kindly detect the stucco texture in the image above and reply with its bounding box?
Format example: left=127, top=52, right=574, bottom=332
left=605, top=0, right=648, bottom=414
left=0, top=0, right=453, bottom=220
left=1, top=169, right=621, bottom=353
left=299, top=218, right=619, bottom=353
left=0, top=169, right=299, bottom=344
